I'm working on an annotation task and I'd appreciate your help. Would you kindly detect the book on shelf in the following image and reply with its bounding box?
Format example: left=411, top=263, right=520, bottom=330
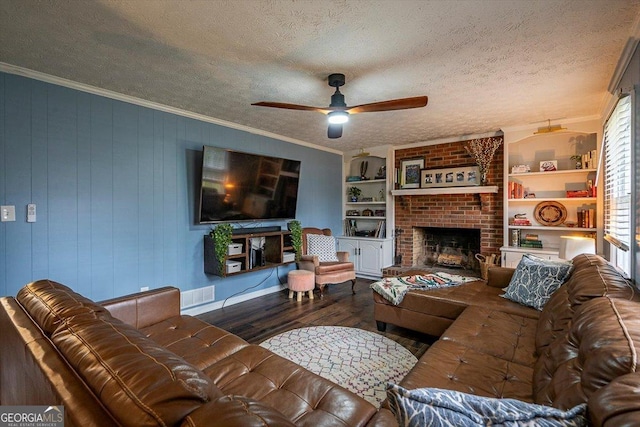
left=520, top=241, right=543, bottom=248
left=587, top=179, right=596, bottom=197
left=345, top=219, right=386, bottom=238
left=566, top=190, right=590, bottom=198
left=344, top=219, right=357, bottom=236
left=511, top=218, right=532, bottom=226
left=577, top=208, right=596, bottom=228
left=508, top=181, right=525, bottom=199
left=581, top=150, right=597, bottom=169
left=520, top=233, right=543, bottom=248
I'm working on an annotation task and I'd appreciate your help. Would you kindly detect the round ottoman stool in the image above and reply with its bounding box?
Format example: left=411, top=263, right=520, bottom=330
left=287, top=270, right=315, bottom=301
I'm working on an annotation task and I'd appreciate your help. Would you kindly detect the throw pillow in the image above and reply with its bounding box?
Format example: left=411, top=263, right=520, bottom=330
left=502, top=254, right=573, bottom=310
left=387, top=384, right=587, bottom=427
left=306, top=234, right=339, bottom=262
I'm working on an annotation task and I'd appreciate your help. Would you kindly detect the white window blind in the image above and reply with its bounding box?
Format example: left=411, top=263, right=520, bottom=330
left=603, top=95, right=631, bottom=257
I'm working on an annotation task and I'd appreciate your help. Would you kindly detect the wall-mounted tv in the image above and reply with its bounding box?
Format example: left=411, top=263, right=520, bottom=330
left=198, top=146, right=301, bottom=223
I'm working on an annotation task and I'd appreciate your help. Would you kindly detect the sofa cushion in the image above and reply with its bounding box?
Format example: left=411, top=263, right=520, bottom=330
left=16, top=279, right=109, bottom=335
left=306, top=234, right=339, bottom=262
left=502, top=254, right=573, bottom=310
left=141, top=315, right=250, bottom=371
left=535, top=262, right=638, bottom=354
left=52, top=312, right=222, bottom=427
left=588, top=372, right=640, bottom=427
left=441, top=306, right=538, bottom=367
left=182, top=395, right=296, bottom=427
left=387, top=384, right=587, bottom=427
left=315, top=261, right=354, bottom=274
left=400, top=339, right=534, bottom=402
left=373, top=279, right=539, bottom=337
left=203, top=344, right=377, bottom=426
left=533, top=297, right=640, bottom=409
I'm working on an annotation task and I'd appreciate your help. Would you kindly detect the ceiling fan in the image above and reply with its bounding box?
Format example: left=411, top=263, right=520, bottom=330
left=252, top=73, right=428, bottom=139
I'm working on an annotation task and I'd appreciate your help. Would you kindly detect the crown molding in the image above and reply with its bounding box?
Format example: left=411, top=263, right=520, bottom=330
left=607, top=12, right=640, bottom=95
left=0, top=62, right=343, bottom=156
left=500, top=115, right=601, bottom=134
left=394, top=130, right=504, bottom=150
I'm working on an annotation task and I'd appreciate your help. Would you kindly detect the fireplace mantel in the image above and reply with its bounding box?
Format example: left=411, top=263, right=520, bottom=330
left=391, top=186, right=498, bottom=196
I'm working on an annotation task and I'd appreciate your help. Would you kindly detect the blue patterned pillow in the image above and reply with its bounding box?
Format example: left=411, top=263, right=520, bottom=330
left=502, top=254, right=573, bottom=310
left=306, top=234, right=339, bottom=262
left=387, top=384, right=587, bottom=427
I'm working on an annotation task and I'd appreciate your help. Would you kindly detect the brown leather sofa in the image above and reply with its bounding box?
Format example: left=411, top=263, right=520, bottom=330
left=0, top=280, right=396, bottom=427
left=374, top=254, right=640, bottom=425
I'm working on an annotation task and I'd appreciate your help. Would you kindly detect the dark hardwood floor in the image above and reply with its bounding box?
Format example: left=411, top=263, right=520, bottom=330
left=196, top=278, right=436, bottom=358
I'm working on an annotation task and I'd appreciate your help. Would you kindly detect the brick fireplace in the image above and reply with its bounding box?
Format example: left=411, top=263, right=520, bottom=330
left=413, top=226, right=481, bottom=270
left=394, top=138, right=504, bottom=269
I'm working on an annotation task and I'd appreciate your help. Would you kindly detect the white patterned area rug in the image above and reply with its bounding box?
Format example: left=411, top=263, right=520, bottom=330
left=260, top=326, right=417, bottom=406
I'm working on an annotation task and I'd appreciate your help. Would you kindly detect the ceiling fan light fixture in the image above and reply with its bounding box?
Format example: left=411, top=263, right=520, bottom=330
left=328, top=111, right=349, bottom=124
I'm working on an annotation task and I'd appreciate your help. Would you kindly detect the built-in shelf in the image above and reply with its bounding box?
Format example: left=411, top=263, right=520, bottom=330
left=391, top=185, right=499, bottom=196
left=508, top=168, right=596, bottom=178
left=500, top=246, right=560, bottom=255
left=346, top=178, right=386, bottom=184
left=508, top=197, right=596, bottom=203
left=507, top=225, right=596, bottom=232
left=346, top=201, right=386, bottom=205
left=346, top=216, right=386, bottom=220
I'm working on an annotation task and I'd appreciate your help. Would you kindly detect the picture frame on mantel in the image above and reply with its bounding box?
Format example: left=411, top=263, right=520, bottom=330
left=400, top=158, right=424, bottom=188
left=421, top=166, right=480, bottom=188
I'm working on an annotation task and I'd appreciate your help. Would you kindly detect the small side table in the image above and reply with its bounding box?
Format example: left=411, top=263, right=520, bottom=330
left=287, top=270, right=315, bottom=301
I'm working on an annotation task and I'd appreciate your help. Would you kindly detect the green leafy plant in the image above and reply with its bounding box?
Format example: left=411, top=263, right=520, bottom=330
left=347, top=186, right=362, bottom=201
left=210, top=223, right=234, bottom=275
left=288, top=220, right=302, bottom=261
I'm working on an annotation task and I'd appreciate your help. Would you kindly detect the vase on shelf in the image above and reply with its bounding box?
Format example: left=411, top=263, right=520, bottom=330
left=465, top=137, right=502, bottom=186
left=479, top=167, right=488, bottom=185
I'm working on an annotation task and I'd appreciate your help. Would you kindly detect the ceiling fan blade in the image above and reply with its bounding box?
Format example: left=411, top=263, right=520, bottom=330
left=328, top=124, right=343, bottom=139
left=346, top=96, right=428, bottom=114
left=252, top=102, right=330, bottom=114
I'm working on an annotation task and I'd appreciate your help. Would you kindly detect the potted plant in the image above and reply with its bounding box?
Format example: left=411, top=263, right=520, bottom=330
left=209, top=223, right=234, bottom=276
left=288, top=220, right=303, bottom=261
left=348, top=186, right=362, bottom=202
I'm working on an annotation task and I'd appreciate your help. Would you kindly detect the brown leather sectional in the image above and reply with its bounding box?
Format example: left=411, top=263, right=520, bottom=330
left=374, top=254, right=640, bottom=425
left=2, top=253, right=638, bottom=426
left=0, top=280, right=396, bottom=426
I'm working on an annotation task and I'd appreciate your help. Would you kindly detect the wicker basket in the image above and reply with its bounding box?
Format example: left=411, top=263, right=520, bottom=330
left=475, top=253, right=497, bottom=280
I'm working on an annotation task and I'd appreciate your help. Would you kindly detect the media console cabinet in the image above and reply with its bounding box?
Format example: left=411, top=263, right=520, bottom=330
left=203, top=230, right=295, bottom=276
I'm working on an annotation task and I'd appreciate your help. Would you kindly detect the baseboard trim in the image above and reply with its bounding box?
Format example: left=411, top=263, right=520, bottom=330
left=181, top=283, right=286, bottom=316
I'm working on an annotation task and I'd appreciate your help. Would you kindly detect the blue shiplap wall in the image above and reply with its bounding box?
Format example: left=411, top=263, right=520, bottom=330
left=0, top=72, right=343, bottom=300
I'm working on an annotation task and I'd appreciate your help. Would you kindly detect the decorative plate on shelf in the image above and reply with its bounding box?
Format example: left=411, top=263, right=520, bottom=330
left=534, top=201, right=567, bottom=226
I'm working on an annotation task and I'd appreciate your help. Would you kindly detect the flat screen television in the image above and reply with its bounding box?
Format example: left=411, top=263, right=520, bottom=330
left=198, top=145, right=301, bottom=223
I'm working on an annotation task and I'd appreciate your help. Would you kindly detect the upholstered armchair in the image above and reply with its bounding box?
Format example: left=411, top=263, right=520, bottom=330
left=298, top=227, right=356, bottom=296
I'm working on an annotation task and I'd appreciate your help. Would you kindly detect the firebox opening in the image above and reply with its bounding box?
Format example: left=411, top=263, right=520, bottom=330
left=413, top=227, right=481, bottom=271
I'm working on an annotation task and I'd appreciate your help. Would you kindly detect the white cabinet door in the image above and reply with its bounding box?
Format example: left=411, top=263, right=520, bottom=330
left=338, top=238, right=360, bottom=270
left=359, top=239, right=383, bottom=276
left=502, top=251, right=523, bottom=268
left=337, top=237, right=392, bottom=279
left=501, top=248, right=562, bottom=268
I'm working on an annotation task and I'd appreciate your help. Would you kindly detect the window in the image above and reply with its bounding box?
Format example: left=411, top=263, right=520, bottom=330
left=603, top=95, right=631, bottom=276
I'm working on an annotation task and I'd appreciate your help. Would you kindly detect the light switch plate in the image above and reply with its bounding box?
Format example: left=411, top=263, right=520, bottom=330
left=27, top=203, right=36, bottom=222
left=1, top=205, right=16, bottom=222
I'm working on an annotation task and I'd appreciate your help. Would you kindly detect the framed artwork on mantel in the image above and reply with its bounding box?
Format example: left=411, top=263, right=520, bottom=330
left=400, top=158, right=424, bottom=188
left=421, top=166, right=480, bottom=188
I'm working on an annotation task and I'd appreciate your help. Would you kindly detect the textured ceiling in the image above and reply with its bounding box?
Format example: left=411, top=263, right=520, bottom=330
left=1, top=0, right=639, bottom=152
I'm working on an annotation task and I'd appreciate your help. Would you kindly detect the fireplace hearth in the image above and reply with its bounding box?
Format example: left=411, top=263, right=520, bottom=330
left=413, top=227, right=481, bottom=271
